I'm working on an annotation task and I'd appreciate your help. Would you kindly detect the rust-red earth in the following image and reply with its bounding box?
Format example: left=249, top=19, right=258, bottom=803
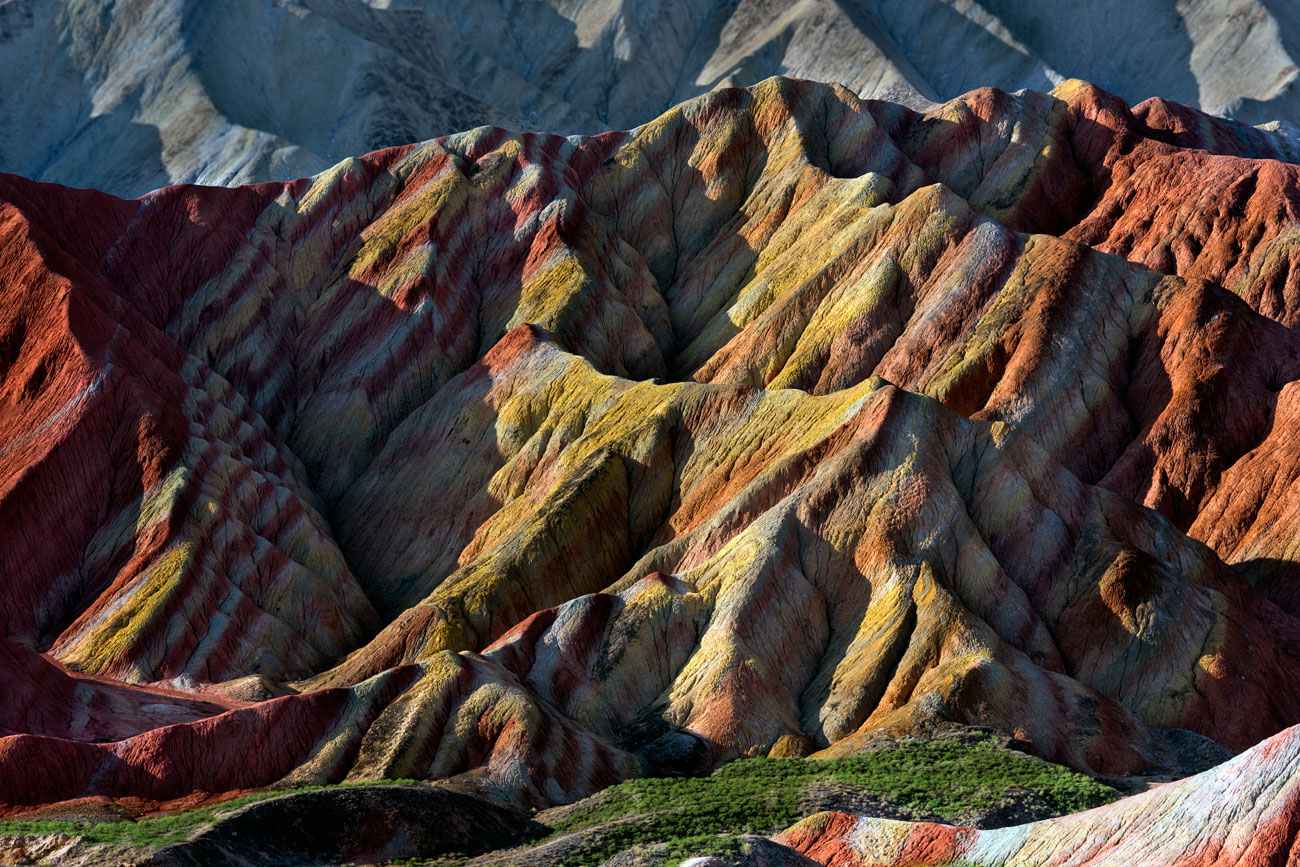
left=4, top=77, right=1300, bottom=856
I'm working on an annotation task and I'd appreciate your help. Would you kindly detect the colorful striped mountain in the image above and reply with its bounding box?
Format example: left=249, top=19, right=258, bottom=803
left=4, top=76, right=1300, bottom=862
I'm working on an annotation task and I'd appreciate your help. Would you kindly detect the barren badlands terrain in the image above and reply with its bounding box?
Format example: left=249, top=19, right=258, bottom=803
left=6, top=2, right=1300, bottom=865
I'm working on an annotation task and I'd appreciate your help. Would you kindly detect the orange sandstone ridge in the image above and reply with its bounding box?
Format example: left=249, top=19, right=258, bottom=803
left=3, top=77, right=1300, bottom=855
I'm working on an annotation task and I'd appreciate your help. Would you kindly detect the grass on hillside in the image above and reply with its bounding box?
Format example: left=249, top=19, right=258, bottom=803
left=510, top=738, right=1118, bottom=867
left=0, top=741, right=1117, bottom=865
left=0, top=779, right=423, bottom=849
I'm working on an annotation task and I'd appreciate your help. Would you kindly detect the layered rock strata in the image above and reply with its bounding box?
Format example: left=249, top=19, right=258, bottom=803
left=3, top=78, right=1300, bottom=825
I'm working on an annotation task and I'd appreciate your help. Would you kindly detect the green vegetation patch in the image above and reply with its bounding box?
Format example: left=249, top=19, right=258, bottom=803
left=0, top=742, right=1117, bottom=866
left=0, top=779, right=423, bottom=849
left=531, top=739, right=1117, bottom=867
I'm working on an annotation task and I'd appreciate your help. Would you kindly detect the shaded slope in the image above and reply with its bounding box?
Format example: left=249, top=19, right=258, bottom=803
left=0, top=191, right=379, bottom=685
left=141, top=783, right=535, bottom=866
left=6, top=0, right=1300, bottom=196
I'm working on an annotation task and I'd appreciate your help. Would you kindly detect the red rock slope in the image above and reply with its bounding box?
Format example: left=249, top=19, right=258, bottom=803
left=3, top=77, right=1300, bottom=816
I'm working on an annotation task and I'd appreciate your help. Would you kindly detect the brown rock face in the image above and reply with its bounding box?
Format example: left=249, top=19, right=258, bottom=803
left=3, top=78, right=1300, bottom=845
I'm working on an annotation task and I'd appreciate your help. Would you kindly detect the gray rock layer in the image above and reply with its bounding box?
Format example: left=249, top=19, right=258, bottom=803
left=3, top=0, right=1300, bottom=196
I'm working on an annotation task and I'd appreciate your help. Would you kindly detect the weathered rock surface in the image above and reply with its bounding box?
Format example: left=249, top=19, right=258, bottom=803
left=4, top=75, right=1300, bottom=864
left=5, top=0, right=1300, bottom=196
left=774, top=721, right=1300, bottom=866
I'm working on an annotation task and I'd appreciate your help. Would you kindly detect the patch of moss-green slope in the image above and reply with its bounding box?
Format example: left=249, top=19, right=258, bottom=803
left=0, top=779, right=424, bottom=848
left=529, top=739, right=1116, bottom=867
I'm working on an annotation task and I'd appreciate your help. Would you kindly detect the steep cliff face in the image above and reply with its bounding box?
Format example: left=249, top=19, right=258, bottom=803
left=3, top=77, right=1300, bottom=830
left=4, top=0, right=1300, bottom=196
